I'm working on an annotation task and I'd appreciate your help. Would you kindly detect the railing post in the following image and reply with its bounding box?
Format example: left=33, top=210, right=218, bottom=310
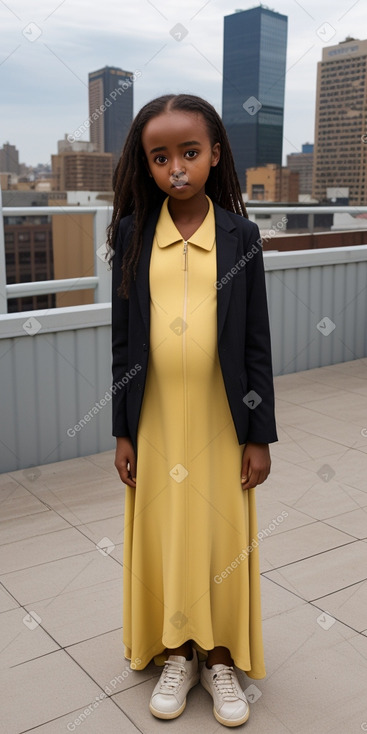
left=0, top=185, right=8, bottom=314
left=94, top=206, right=113, bottom=304
left=307, top=213, right=314, bottom=234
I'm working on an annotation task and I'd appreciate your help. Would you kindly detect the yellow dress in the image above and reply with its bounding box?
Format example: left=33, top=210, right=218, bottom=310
left=122, top=196, right=266, bottom=678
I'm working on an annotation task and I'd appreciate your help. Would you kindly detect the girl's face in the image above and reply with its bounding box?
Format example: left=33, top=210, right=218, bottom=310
left=141, top=109, right=220, bottom=201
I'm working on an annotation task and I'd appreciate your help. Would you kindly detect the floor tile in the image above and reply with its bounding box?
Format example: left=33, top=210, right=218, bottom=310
left=260, top=521, right=353, bottom=572
left=1, top=548, right=122, bottom=605
left=66, top=628, right=160, bottom=695
left=264, top=540, right=367, bottom=600
left=0, top=510, right=70, bottom=546
left=324, top=506, right=367, bottom=539
left=0, top=527, right=95, bottom=575
left=23, top=698, right=140, bottom=733
left=76, top=514, right=125, bottom=546
left=0, top=584, right=18, bottom=613
left=9, top=456, right=112, bottom=492
left=0, top=607, right=59, bottom=668
left=260, top=576, right=304, bottom=620
left=261, top=618, right=367, bottom=734
left=311, top=579, right=367, bottom=632
left=27, top=478, right=125, bottom=526
left=84, top=449, right=118, bottom=477
left=256, top=498, right=314, bottom=535
left=0, top=649, right=103, bottom=734
left=0, top=482, right=48, bottom=521
left=25, top=578, right=123, bottom=647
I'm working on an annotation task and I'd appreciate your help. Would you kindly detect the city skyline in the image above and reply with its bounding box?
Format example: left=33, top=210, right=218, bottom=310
left=1, top=0, right=367, bottom=167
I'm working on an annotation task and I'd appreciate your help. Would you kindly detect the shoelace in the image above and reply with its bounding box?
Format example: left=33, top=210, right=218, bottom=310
left=158, top=659, right=186, bottom=692
left=212, top=667, right=240, bottom=701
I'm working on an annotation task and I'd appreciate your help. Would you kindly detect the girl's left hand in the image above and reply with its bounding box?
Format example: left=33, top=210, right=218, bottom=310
left=241, top=442, right=271, bottom=490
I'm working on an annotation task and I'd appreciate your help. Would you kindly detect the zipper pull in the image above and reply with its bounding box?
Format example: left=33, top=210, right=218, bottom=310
left=182, top=240, right=188, bottom=270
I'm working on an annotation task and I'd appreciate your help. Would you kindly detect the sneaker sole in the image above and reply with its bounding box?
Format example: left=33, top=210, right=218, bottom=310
left=149, top=674, right=200, bottom=720
left=201, top=676, right=250, bottom=727
left=149, top=699, right=186, bottom=720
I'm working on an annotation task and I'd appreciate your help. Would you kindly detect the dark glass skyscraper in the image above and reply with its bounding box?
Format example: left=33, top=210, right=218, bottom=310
left=222, top=6, right=288, bottom=190
left=88, top=66, right=134, bottom=165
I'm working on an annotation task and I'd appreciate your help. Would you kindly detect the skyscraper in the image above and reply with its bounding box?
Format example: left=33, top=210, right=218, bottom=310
left=313, top=39, right=367, bottom=205
left=222, top=6, right=288, bottom=190
left=88, top=66, right=134, bottom=166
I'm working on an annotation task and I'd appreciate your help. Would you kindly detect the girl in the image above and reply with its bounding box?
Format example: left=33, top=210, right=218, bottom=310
left=108, top=94, right=277, bottom=728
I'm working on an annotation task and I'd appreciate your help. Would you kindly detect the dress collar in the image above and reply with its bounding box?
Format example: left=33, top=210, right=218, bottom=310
left=155, top=195, right=215, bottom=250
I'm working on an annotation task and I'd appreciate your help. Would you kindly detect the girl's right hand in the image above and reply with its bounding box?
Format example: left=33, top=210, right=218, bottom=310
left=115, top=437, right=136, bottom=487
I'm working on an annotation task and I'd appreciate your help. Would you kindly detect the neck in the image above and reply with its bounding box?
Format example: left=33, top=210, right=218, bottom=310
left=168, top=189, right=208, bottom=225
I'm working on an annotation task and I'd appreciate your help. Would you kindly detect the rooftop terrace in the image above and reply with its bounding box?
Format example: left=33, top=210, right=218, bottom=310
left=1, top=358, right=367, bottom=733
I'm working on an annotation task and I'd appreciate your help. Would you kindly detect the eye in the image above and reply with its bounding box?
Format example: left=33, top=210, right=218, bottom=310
left=184, top=150, right=198, bottom=159
left=154, top=155, right=167, bottom=164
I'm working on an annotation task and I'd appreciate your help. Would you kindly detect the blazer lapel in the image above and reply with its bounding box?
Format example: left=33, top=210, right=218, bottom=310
left=214, top=204, right=240, bottom=342
left=135, top=208, right=161, bottom=338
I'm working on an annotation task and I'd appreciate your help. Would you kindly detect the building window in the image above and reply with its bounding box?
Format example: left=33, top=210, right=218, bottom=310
left=34, top=251, right=47, bottom=264
left=6, top=252, right=15, bottom=265
left=18, top=233, right=30, bottom=243
left=19, top=252, right=31, bottom=264
left=34, top=232, right=46, bottom=243
left=251, top=184, right=265, bottom=200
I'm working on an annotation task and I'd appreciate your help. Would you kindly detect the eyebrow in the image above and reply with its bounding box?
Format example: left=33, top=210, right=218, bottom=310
left=149, top=140, right=202, bottom=154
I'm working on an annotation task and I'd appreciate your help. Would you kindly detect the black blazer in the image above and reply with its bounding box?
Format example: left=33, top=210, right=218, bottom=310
left=111, top=202, right=278, bottom=454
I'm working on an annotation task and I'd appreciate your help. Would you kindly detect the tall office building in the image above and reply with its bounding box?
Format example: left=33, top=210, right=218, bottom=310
left=313, top=39, right=367, bottom=205
left=0, top=142, right=20, bottom=174
left=222, top=6, right=288, bottom=190
left=88, top=66, right=134, bottom=165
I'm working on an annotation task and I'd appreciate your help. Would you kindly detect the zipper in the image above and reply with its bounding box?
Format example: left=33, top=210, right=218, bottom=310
left=182, top=240, right=188, bottom=270
left=182, top=238, right=189, bottom=626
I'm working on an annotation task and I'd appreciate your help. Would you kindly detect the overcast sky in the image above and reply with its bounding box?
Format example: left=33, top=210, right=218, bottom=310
left=1, top=0, right=365, bottom=167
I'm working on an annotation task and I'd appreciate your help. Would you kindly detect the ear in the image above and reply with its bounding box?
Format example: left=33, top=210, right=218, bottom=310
left=211, top=142, right=221, bottom=167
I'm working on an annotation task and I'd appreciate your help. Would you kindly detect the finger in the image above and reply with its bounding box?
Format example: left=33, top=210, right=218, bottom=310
left=241, top=455, right=250, bottom=485
left=117, top=462, right=136, bottom=488
left=241, top=469, right=259, bottom=490
left=129, top=454, right=137, bottom=483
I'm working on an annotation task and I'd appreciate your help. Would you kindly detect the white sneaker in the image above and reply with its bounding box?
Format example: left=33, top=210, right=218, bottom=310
left=149, top=649, right=200, bottom=719
left=201, top=663, right=250, bottom=727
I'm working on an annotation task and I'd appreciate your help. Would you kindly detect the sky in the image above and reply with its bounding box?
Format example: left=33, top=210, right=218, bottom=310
left=0, top=0, right=366, bottom=167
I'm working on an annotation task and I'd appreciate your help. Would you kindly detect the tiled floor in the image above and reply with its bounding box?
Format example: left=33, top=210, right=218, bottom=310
left=1, top=358, right=367, bottom=733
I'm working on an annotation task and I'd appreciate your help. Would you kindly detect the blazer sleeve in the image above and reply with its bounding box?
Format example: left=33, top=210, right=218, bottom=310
left=244, top=222, right=278, bottom=444
left=111, top=218, right=132, bottom=438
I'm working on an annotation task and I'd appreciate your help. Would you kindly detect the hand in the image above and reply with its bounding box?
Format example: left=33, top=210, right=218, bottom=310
left=115, top=437, right=136, bottom=487
left=241, top=442, right=271, bottom=490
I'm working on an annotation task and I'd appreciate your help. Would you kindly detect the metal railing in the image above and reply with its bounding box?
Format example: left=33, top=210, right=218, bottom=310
left=1, top=188, right=367, bottom=315
left=0, top=192, right=113, bottom=314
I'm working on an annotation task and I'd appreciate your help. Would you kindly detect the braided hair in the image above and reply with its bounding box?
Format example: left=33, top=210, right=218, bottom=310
left=106, top=93, right=247, bottom=298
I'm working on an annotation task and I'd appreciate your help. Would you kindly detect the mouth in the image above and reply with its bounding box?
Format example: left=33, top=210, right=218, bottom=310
left=170, top=182, right=189, bottom=189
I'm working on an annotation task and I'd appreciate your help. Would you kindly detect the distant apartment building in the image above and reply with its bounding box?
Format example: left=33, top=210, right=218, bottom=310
left=0, top=142, right=20, bottom=174
left=313, top=38, right=367, bottom=205
left=4, top=215, right=54, bottom=313
left=88, top=66, right=134, bottom=164
left=246, top=164, right=299, bottom=202
left=222, top=6, right=288, bottom=189
left=3, top=191, right=94, bottom=311
left=51, top=151, right=113, bottom=191
left=287, top=144, right=314, bottom=196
